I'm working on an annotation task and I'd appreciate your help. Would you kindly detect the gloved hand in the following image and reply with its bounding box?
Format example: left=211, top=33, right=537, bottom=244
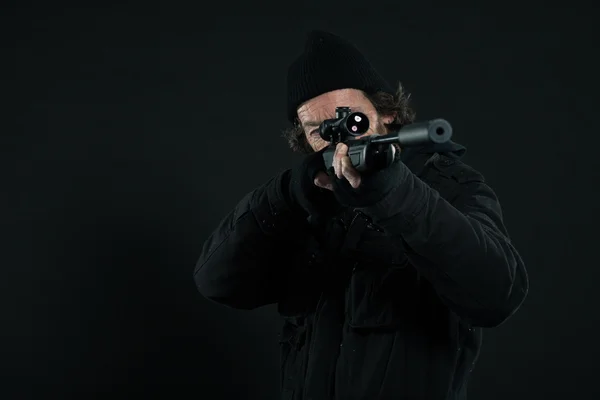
left=328, top=158, right=405, bottom=208
left=287, top=149, right=338, bottom=218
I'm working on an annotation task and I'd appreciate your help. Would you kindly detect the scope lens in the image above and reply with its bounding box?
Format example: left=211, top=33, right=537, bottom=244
left=345, top=113, right=369, bottom=135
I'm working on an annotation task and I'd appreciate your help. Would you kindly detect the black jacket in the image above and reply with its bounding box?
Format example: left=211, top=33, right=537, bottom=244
left=194, top=141, right=529, bottom=400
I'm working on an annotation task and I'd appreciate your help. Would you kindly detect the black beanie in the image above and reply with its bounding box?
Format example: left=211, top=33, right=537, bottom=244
left=286, top=30, right=395, bottom=123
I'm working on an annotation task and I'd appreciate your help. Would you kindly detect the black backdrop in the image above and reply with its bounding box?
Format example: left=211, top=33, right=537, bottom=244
left=3, top=2, right=599, bottom=399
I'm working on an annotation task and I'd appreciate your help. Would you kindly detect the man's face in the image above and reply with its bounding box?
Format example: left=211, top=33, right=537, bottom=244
left=296, top=88, right=394, bottom=152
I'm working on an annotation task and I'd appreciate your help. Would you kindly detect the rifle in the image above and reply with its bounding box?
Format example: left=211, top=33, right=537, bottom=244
left=320, top=107, right=453, bottom=172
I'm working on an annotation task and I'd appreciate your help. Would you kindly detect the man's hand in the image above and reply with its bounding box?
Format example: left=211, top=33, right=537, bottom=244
left=313, top=142, right=405, bottom=209
left=288, top=148, right=339, bottom=218
left=314, top=143, right=361, bottom=191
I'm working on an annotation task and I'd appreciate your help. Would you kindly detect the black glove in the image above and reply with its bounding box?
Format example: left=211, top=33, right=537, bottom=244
left=328, top=158, right=406, bottom=208
left=287, top=149, right=338, bottom=218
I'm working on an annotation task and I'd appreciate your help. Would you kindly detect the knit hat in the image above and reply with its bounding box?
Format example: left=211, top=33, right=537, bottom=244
left=286, top=30, right=395, bottom=123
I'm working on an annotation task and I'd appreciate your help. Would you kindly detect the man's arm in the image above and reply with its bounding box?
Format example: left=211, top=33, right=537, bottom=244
left=362, top=157, right=529, bottom=328
left=194, top=170, right=310, bottom=310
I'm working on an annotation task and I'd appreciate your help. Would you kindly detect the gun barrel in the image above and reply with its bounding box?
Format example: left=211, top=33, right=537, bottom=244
left=371, top=119, right=453, bottom=146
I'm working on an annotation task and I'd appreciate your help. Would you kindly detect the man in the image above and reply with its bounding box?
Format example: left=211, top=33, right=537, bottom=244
left=194, top=30, right=529, bottom=400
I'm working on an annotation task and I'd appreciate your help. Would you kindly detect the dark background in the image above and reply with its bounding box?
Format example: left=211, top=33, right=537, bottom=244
left=3, top=2, right=599, bottom=399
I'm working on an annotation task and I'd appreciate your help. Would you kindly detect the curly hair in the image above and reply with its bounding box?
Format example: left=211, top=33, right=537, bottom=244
left=281, top=82, right=416, bottom=154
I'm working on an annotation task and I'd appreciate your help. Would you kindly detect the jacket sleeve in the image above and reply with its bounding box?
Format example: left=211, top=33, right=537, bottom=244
left=361, top=156, right=529, bottom=328
left=193, top=169, right=310, bottom=310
